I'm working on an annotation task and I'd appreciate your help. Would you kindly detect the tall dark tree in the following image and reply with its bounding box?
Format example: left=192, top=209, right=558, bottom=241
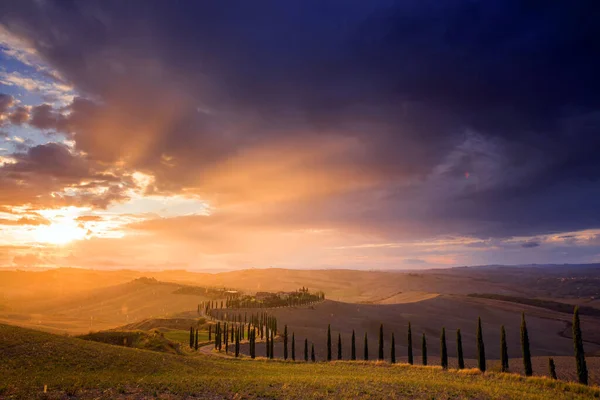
left=549, top=357, right=557, bottom=380
left=266, top=329, right=270, bottom=358
left=456, top=329, right=464, bottom=369
left=235, top=330, right=240, bottom=357
left=292, top=333, right=296, bottom=361
left=476, top=317, right=486, bottom=372
left=421, top=333, right=427, bottom=365
left=224, top=323, right=229, bottom=353
left=194, top=329, right=199, bottom=350
left=250, top=329, right=255, bottom=359
left=284, top=325, right=288, bottom=360
left=364, top=332, right=369, bottom=360
left=500, top=325, right=509, bottom=372
left=521, top=313, right=532, bottom=376
left=407, top=322, right=413, bottom=365
left=440, top=328, right=448, bottom=369
left=573, top=306, right=588, bottom=385
left=327, top=324, right=332, bottom=361
left=337, top=333, right=342, bottom=360
left=270, top=330, right=274, bottom=359
left=209, top=325, right=212, bottom=341
left=311, top=343, right=316, bottom=362
left=378, top=324, right=384, bottom=361
left=391, top=333, right=396, bottom=364
left=351, top=330, right=356, bottom=360
left=304, top=338, right=309, bottom=361
left=189, top=326, right=194, bottom=349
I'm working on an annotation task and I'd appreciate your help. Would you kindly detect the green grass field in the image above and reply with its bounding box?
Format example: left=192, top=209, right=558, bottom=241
left=1, top=323, right=598, bottom=399
left=163, top=329, right=210, bottom=346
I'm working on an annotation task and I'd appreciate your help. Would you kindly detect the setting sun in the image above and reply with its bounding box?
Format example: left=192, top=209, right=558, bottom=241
left=32, top=220, right=87, bottom=245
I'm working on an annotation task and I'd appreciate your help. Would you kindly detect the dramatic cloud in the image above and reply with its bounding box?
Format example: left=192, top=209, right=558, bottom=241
left=0, top=1, right=599, bottom=269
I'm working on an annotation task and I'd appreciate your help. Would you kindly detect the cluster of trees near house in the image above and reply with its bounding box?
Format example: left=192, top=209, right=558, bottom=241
left=227, top=288, right=325, bottom=309
left=198, top=306, right=590, bottom=386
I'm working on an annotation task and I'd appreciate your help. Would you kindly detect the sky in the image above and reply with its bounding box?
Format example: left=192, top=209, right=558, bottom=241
left=0, top=0, right=599, bottom=271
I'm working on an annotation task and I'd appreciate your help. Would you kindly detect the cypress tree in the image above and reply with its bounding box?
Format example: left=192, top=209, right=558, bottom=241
left=251, top=329, right=256, bottom=359
left=235, top=330, right=240, bottom=357
left=407, top=322, right=413, bottom=365
left=311, top=343, right=316, bottom=362
left=378, top=324, right=384, bottom=361
left=304, top=338, right=309, bottom=361
left=209, top=325, right=212, bottom=341
left=225, top=325, right=229, bottom=354
left=421, top=333, right=427, bottom=365
left=189, top=326, right=194, bottom=349
left=194, top=329, right=199, bottom=350
left=521, top=313, right=532, bottom=376
left=270, top=330, right=274, bottom=359
left=549, top=357, right=557, bottom=380
left=440, top=328, right=448, bottom=369
left=476, top=317, right=486, bottom=372
left=573, top=306, right=588, bottom=385
left=500, top=325, right=509, bottom=372
left=456, top=329, right=464, bottom=369
left=337, top=333, right=342, bottom=360
left=327, top=324, right=332, bottom=361
left=284, top=325, right=288, bottom=360
left=351, top=330, right=356, bottom=360
left=214, top=323, right=219, bottom=349
left=266, top=329, right=270, bottom=358
left=364, top=332, right=369, bottom=360
left=225, top=323, right=229, bottom=354
left=391, top=333, right=396, bottom=364
left=292, top=333, right=296, bottom=361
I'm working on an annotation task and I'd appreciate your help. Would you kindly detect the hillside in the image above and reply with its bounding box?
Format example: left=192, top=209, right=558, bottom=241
left=1, top=323, right=598, bottom=399
left=0, top=278, right=210, bottom=334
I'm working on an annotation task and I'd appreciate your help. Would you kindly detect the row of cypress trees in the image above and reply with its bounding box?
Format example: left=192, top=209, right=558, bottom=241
left=312, top=309, right=588, bottom=385
left=202, top=307, right=588, bottom=386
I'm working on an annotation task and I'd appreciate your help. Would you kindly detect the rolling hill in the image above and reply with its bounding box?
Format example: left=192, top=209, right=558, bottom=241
left=1, top=323, right=598, bottom=399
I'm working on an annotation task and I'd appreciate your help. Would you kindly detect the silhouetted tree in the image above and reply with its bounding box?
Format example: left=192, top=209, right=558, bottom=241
left=549, top=357, right=557, bottom=380
left=378, top=324, right=384, bottom=361
left=209, top=325, right=212, bottom=341
left=407, top=322, right=413, bottom=365
left=476, top=317, right=486, bottom=372
left=421, top=333, right=427, bottom=365
left=311, top=343, right=316, bottom=362
left=266, top=329, right=270, bottom=358
left=573, top=306, right=588, bottom=385
left=391, top=333, right=396, bottom=364
left=270, top=330, right=274, bottom=359
left=235, top=330, right=240, bottom=357
left=351, top=330, right=356, bottom=360
left=194, top=329, right=199, bottom=350
left=250, top=328, right=255, bottom=359
left=456, top=329, right=464, bottom=369
left=440, top=328, right=448, bottom=369
left=292, top=333, right=296, bottom=361
left=189, top=326, right=194, bottom=349
left=500, top=325, right=509, bottom=372
left=284, top=325, right=288, bottom=360
left=521, top=313, right=532, bottom=376
left=304, top=338, right=309, bottom=361
left=364, top=332, right=369, bottom=360
left=327, top=324, right=332, bottom=361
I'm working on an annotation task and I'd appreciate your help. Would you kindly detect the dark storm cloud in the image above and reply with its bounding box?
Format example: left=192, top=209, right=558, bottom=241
left=521, top=241, right=541, bottom=249
left=1, top=0, right=600, bottom=238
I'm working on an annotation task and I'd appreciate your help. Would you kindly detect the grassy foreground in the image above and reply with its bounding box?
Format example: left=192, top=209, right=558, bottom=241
left=1, top=324, right=598, bottom=399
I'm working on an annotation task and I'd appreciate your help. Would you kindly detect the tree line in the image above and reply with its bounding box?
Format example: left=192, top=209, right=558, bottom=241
left=196, top=307, right=589, bottom=386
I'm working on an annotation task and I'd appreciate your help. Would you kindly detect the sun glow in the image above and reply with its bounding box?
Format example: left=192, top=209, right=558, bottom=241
left=32, top=220, right=87, bottom=245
